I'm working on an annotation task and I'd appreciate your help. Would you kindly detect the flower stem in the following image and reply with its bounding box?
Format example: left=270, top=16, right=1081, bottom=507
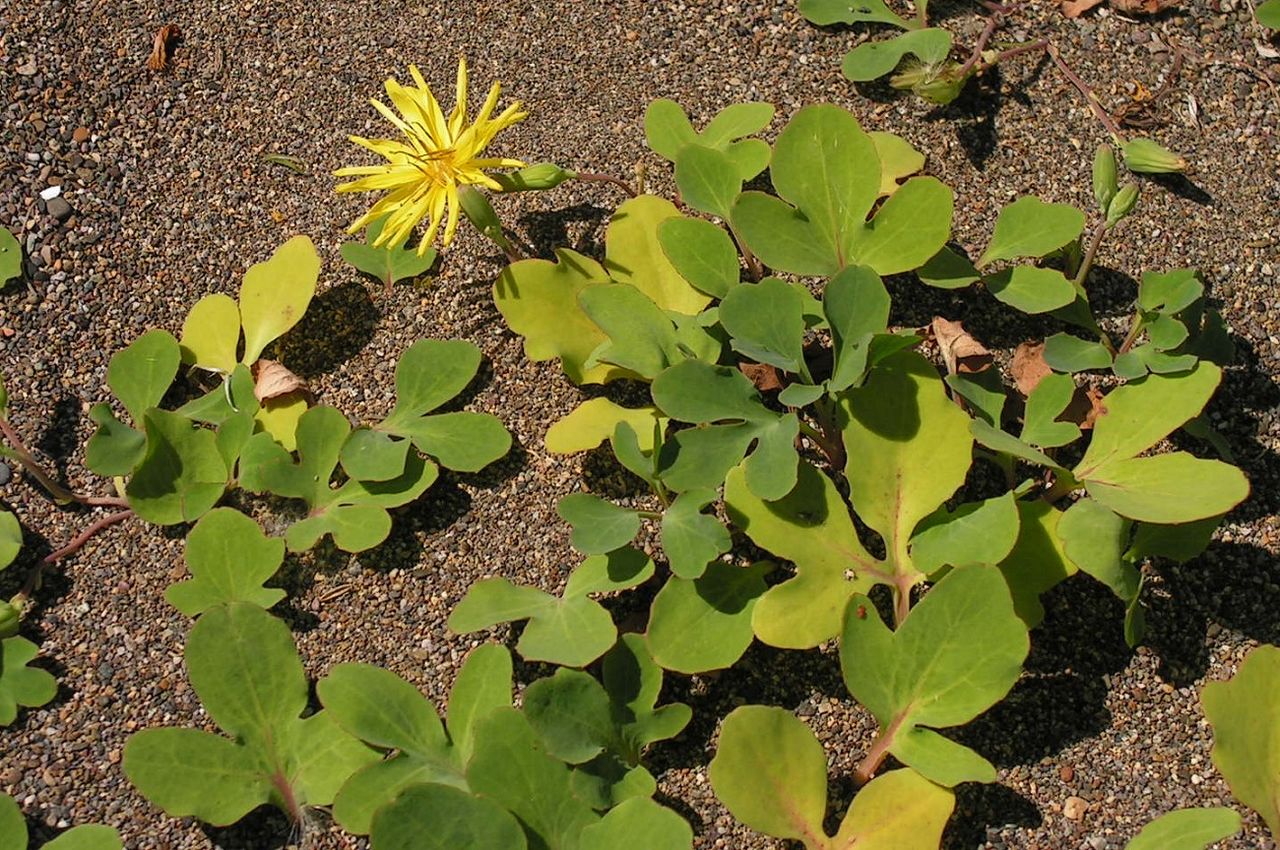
left=0, top=415, right=79, bottom=503
left=1046, top=43, right=1125, bottom=141
left=573, top=172, right=638, bottom=198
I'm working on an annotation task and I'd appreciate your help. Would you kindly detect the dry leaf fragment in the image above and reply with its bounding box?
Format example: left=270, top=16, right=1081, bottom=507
left=1010, top=342, right=1053, bottom=396
left=1111, top=0, right=1177, bottom=13
left=253, top=359, right=305, bottom=402
left=738, top=361, right=783, bottom=392
left=931, top=318, right=993, bottom=376
left=1062, top=0, right=1106, bottom=17
left=146, top=24, right=181, bottom=71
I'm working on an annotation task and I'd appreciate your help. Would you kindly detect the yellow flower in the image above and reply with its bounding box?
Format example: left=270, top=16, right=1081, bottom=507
left=335, top=58, right=527, bottom=254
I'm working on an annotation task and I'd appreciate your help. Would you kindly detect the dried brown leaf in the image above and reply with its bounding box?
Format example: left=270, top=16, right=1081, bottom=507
left=931, top=317, right=992, bottom=376
left=1011, top=342, right=1053, bottom=397
left=253, top=359, right=306, bottom=402
left=1111, top=0, right=1177, bottom=13
left=147, top=24, right=181, bottom=71
left=1062, top=0, right=1106, bottom=17
left=738, top=361, right=783, bottom=392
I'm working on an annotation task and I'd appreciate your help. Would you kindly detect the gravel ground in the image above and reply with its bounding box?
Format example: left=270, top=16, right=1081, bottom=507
left=1, top=0, right=1278, bottom=848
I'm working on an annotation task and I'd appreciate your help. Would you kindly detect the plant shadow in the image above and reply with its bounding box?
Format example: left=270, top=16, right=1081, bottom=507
left=517, top=203, right=610, bottom=260
left=277, top=280, right=380, bottom=378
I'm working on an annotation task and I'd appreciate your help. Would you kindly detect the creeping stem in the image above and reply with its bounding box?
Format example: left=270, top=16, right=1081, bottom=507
left=572, top=171, right=638, bottom=198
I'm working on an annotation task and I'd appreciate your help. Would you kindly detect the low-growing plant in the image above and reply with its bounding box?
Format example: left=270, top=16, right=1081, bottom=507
left=124, top=601, right=694, bottom=848
left=0, top=510, right=56, bottom=727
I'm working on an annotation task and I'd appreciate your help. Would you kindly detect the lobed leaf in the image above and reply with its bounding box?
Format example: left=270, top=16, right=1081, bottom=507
left=239, top=235, right=320, bottom=365
left=657, top=218, right=740, bottom=299
left=370, top=784, right=526, bottom=850
left=605, top=195, right=710, bottom=316
left=660, top=488, right=731, bottom=579
left=557, top=493, right=641, bottom=555
left=107, top=329, right=180, bottom=425
left=843, top=29, right=953, bottom=82
left=126, top=409, right=228, bottom=526
left=0, top=636, right=57, bottom=725
left=545, top=399, right=665, bottom=454
left=646, top=562, right=769, bottom=673
left=180, top=294, right=240, bottom=374
left=341, top=215, right=437, bottom=295
left=165, top=508, right=286, bottom=616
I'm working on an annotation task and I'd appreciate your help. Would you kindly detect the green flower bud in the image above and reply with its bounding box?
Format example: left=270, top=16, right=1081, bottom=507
left=492, top=163, right=576, bottom=193
left=1093, top=144, right=1118, bottom=213
left=1121, top=138, right=1188, bottom=174
left=457, top=185, right=514, bottom=253
left=0, top=600, right=19, bottom=638
left=1106, top=183, right=1140, bottom=227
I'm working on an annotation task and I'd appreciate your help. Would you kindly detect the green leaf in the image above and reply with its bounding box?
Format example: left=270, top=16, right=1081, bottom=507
left=709, top=706, right=828, bottom=842
left=179, top=294, right=240, bottom=374
left=449, top=550, right=653, bottom=667
left=977, top=196, right=1086, bottom=268
left=918, top=246, right=980, bottom=289
left=580, top=285, right=682, bottom=379
left=545, top=399, right=665, bottom=454
left=381, top=339, right=481, bottom=424
left=557, top=493, right=641, bottom=555
left=1084, top=453, right=1249, bottom=525
left=239, top=235, right=320, bottom=364
left=1202, top=644, right=1280, bottom=836
left=673, top=144, right=741, bottom=219
left=84, top=404, right=146, bottom=477
left=467, top=708, right=600, bottom=849
left=602, top=633, right=692, bottom=759
left=1042, top=333, right=1114, bottom=373
left=725, top=460, right=876, bottom=649
left=1076, top=363, right=1222, bottom=473
left=1059, top=498, right=1141, bottom=608
left=646, top=562, right=769, bottom=673
left=891, top=726, right=997, bottom=786
left=579, top=797, right=693, bottom=850
left=327, top=645, right=511, bottom=835
left=339, top=429, right=411, bottom=482
left=986, top=266, right=1077, bottom=314
left=0, top=796, right=23, bottom=850
left=370, top=784, right=527, bottom=850
left=701, top=102, right=775, bottom=147
left=0, top=636, right=57, bottom=725
left=1125, top=808, right=1241, bottom=850
left=660, top=488, right=731, bottom=579
left=830, top=768, right=954, bottom=849
left=658, top=218, right=740, bottom=299
left=839, top=351, right=973, bottom=579
left=0, top=510, right=22, bottom=571
left=376, top=339, right=510, bottom=472
left=494, top=249, right=619, bottom=384
left=998, top=500, right=1077, bottom=629
left=770, top=104, right=878, bottom=265
left=970, top=418, right=1064, bottom=471
left=945, top=370, right=1006, bottom=428
left=126, top=409, right=228, bottom=526
left=524, top=669, right=616, bottom=764
left=165, top=508, right=286, bottom=616
left=123, top=604, right=378, bottom=825
left=870, top=131, right=926, bottom=197
left=842, top=29, right=953, bottom=81
left=730, top=191, right=840, bottom=276
left=1257, top=0, right=1280, bottom=28
left=107, top=329, right=180, bottom=425
left=799, top=0, right=911, bottom=28
left=605, top=195, right=711, bottom=316
left=644, top=99, right=698, bottom=161
left=719, top=277, right=807, bottom=373
left=910, top=493, right=1020, bottom=575
left=1020, top=373, right=1081, bottom=448
left=341, top=215, right=437, bottom=294
left=826, top=265, right=890, bottom=391
left=0, top=227, right=22, bottom=286
left=652, top=360, right=770, bottom=424
left=841, top=566, right=1027, bottom=786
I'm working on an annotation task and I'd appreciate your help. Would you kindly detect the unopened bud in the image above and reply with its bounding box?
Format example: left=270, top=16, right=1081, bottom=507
left=1106, top=183, right=1140, bottom=226
left=492, top=163, right=576, bottom=193
left=1093, top=144, right=1118, bottom=212
left=1121, top=138, right=1188, bottom=174
left=457, top=185, right=514, bottom=253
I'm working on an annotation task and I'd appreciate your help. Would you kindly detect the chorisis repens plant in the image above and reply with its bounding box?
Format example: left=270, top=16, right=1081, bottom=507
left=463, top=96, right=1251, bottom=846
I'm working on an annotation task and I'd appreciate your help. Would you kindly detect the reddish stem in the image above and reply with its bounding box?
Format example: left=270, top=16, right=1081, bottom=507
left=573, top=172, right=638, bottom=198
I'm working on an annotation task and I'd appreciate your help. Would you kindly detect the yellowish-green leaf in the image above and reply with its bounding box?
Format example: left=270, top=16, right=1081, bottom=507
left=545, top=399, right=666, bottom=454
left=870, top=131, right=925, bottom=197
left=604, top=195, right=710, bottom=316
left=239, top=235, right=321, bottom=365
left=180, top=294, right=240, bottom=374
